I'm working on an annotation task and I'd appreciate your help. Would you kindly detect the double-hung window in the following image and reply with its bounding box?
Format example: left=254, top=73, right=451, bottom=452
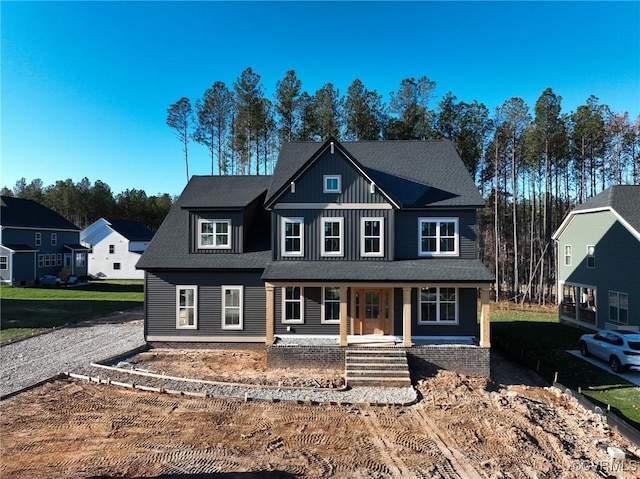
left=176, top=285, right=197, bottom=329
left=35, top=232, right=41, bottom=246
left=282, top=286, right=303, bottom=323
left=564, top=245, right=572, bottom=266
left=222, top=286, right=243, bottom=330
left=75, top=252, right=86, bottom=267
left=322, top=286, right=341, bottom=324
left=321, top=217, right=343, bottom=257
left=51, top=233, right=57, bottom=246
left=419, top=287, right=458, bottom=324
left=109, top=244, right=115, bottom=254
left=587, top=245, right=595, bottom=268
left=361, top=217, right=384, bottom=257
left=609, top=291, right=628, bottom=325
left=282, top=217, right=304, bottom=257
left=419, top=218, right=458, bottom=256
left=198, top=219, right=231, bottom=249
left=0, top=256, right=7, bottom=270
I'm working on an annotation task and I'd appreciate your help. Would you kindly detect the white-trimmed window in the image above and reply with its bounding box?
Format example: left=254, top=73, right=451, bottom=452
left=176, top=285, right=197, bottom=329
left=51, top=233, right=57, bottom=246
left=222, top=285, right=243, bottom=330
left=282, top=217, right=304, bottom=257
left=609, top=291, right=628, bottom=325
left=38, top=254, right=44, bottom=267
left=564, top=245, right=572, bottom=266
left=44, top=254, right=50, bottom=267
left=419, top=218, right=458, bottom=256
left=0, top=256, right=7, bottom=270
left=419, top=287, right=458, bottom=324
left=35, top=232, right=41, bottom=246
left=323, top=175, right=341, bottom=193
left=282, top=286, right=304, bottom=324
left=113, top=263, right=121, bottom=270
left=587, top=245, right=595, bottom=268
left=322, top=286, right=341, bottom=324
left=361, top=217, right=384, bottom=257
left=57, top=254, right=62, bottom=266
left=75, top=252, right=86, bottom=267
left=321, top=217, right=343, bottom=257
left=198, top=219, right=231, bottom=249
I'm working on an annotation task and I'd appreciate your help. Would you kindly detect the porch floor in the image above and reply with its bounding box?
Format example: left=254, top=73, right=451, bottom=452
left=273, top=335, right=478, bottom=347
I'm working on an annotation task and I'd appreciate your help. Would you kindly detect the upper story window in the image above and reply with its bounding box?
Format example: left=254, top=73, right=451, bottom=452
left=321, top=217, right=344, bottom=257
left=282, top=286, right=304, bottom=324
left=419, top=287, right=458, bottom=324
left=419, top=218, right=458, bottom=256
left=587, top=245, right=595, bottom=268
left=564, top=245, right=572, bottom=266
left=282, top=217, right=304, bottom=257
left=361, top=217, right=384, bottom=257
left=222, top=285, right=243, bottom=330
left=176, top=285, right=197, bottom=329
left=109, top=244, right=115, bottom=254
left=35, top=232, right=41, bottom=246
left=51, top=233, right=57, bottom=246
left=198, top=219, right=231, bottom=249
left=323, top=175, right=341, bottom=193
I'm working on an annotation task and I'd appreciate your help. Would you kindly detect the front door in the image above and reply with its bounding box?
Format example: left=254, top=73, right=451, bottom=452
left=354, top=288, right=392, bottom=335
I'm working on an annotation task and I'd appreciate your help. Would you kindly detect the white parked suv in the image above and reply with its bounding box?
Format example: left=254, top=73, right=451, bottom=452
left=579, top=330, right=640, bottom=373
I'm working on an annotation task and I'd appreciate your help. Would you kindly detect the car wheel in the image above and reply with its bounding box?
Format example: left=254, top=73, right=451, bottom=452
left=580, top=342, right=589, bottom=357
left=610, top=356, right=622, bottom=373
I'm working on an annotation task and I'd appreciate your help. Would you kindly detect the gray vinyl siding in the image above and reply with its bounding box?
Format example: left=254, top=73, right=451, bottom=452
left=274, top=286, right=340, bottom=335
left=275, top=148, right=388, bottom=205
left=190, top=211, right=243, bottom=254
left=144, top=270, right=266, bottom=338
left=394, top=209, right=478, bottom=259
left=558, top=211, right=640, bottom=329
left=0, top=247, right=36, bottom=283
left=273, top=209, right=393, bottom=261
left=393, top=287, right=478, bottom=337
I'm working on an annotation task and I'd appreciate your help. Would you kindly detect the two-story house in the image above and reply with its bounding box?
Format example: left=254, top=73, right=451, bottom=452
left=137, top=139, right=494, bottom=375
left=81, top=218, right=155, bottom=280
left=553, top=185, right=640, bottom=332
left=0, top=196, right=89, bottom=286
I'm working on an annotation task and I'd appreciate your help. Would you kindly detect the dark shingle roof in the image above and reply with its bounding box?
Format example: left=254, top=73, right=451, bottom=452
left=2, top=244, right=38, bottom=252
left=107, top=220, right=155, bottom=242
left=0, top=196, right=79, bottom=230
left=266, top=139, right=484, bottom=208
left=136, top=176, right=271, bottom=270
left=573, top=185, right=640, bottom=235
left=180, top=175, right=273, bottom=209
left=262, top=259, right=494, bottom=283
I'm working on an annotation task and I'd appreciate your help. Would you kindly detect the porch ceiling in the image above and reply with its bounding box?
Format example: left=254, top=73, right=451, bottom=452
left=261, top=258, right=494, bottom=283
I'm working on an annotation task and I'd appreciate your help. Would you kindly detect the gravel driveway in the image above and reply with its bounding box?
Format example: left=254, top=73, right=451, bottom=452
left=0, top=310, right=145, bottom=398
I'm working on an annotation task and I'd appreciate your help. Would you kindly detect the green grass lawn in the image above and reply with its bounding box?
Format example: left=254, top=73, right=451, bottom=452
left=490, top=305, right=640, bottom=428
left=0, top=280, right=143, bottom=342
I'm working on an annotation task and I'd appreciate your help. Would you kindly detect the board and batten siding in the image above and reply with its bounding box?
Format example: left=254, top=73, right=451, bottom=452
left=144, top=270, right=266, bottom=340
left=189, top=211, right=244, bottom=254
left=558, top=211, right=640, bottom=329
left=272, top=209, right=393, bottom=261
left=394, top=209, right=478, bottom=260
left=275, top=149, right=387, bottom=205
left=273, top=286, right=340, bottom=335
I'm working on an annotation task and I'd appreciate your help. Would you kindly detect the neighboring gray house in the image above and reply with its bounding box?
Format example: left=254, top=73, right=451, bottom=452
left=137, top=139, right=494, bottom=374
left=0, top=196, right=89, bottom=285
left=552, top=185, right=640, bottom=332
left=81, top=218, right=155, bottom=280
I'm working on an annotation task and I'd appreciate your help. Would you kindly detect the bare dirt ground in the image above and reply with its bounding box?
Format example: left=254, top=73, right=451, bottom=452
left=2, top=348, right=639, bottom=479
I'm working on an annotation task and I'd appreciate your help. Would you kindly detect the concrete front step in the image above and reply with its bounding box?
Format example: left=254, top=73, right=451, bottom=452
left=345, top=349, right=412, bottom=387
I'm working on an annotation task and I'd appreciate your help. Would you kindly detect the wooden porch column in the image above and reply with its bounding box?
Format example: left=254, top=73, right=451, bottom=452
left=479, top=287, right=491, bottom=347
left=265, top=285, right=275, bottom=345
left=402, top=287, right=412, bottom=347
left=339, top=286, right=348, bottom=346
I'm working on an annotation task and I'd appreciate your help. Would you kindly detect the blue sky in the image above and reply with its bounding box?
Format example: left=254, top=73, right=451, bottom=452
left=2, top=1, right=639, bottom=197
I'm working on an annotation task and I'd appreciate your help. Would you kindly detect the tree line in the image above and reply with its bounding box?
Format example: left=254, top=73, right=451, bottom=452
left=1, top=177, right=173, bottom=231
left=169, top=67, right=639, bottom=304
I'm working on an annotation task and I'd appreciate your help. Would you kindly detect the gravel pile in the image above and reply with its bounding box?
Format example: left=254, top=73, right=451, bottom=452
left=69, top=363, right=418, bottom=406
left=0, top=315, right=145, bottom=398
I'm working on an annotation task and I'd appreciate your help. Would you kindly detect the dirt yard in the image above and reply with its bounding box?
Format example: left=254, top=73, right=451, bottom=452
left=2, top=348, right=639, bottom=479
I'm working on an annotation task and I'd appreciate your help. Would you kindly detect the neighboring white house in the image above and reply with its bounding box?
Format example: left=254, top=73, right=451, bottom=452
left=81, top=218, right=154, bottom=280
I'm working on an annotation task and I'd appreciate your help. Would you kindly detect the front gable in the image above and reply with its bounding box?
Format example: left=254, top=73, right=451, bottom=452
left=265, top=139, right=399, bottom=209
